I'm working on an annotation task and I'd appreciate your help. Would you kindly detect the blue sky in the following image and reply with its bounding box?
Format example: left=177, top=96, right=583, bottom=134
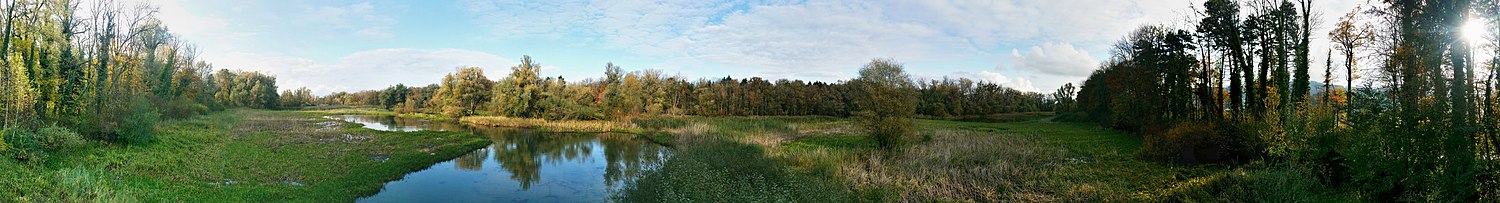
left=150, top=0, right=1365, bottom=95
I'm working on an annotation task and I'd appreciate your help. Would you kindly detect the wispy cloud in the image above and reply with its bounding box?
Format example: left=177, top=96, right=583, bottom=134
left=301, top=2, right=397, bottom=39
left=456, top=0, right=1202, bottom=85
left=205, top=48, right=514, bottom=94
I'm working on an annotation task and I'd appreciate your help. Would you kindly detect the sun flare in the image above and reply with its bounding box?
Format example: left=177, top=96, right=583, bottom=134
left=1463, top=19, right=1489, bottom=45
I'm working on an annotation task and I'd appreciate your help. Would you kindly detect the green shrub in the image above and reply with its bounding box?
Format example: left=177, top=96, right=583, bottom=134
left=1159, top=166, right=1337, bottom=202
left=0, top=130, right=9, bottom=154
left=1142, top=122, right=1227, bottom=164
left=613, top=138, right=849, bottom=202
left=160, top=98, right=209, bottom=119
left=4, top=128, right=46, bottom=161
left=35, top=126, right=84, bottom=151
left=117, top=99, right=160, bottom=145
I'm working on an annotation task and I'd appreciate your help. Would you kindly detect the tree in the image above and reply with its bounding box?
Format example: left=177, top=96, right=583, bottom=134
left=1328, top=7, right=1371, bottom=111
left=434, top=67, right=493, bottom=117
left=381, top=84, right=408, bottom=109
left=1199, top=0, right=1249, bottom=113
left=1053, top=83, right=1076, bottom=112
left=851, top=58, right=916, bottom=151
left=492, top=56, right=541, bottom=117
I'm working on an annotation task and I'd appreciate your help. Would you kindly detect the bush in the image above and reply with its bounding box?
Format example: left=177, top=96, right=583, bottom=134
left=0, top=133, right=7, bottom=154
left=117, top=99, right=160, bottom=145
left=1143, top=122, right=1228, bottom=164
left=4, top=128, right=45, bottom=161
left=0, top=130, right=9, bottom=155
left=2, top=126, right=84, bottom=162
left=35, top=126, right=84, bottom=151
left=160, top=98, right=209, bottom=119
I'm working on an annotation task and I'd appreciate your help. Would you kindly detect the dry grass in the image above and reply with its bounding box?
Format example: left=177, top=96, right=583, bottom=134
left=460, top=116, right=638, bottom=133
left=838, top=129, right=1067, bottom=202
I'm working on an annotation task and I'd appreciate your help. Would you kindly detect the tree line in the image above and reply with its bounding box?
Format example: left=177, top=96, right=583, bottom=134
left=1, top=0, right=279, bottom=162
left=309, top=56, right=1059, bottom=121
left=1070, top=0, right=1498, bottom=200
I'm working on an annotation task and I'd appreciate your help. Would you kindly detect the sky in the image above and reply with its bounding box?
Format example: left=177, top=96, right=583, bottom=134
left=146, top=0, right=1374, bottom=95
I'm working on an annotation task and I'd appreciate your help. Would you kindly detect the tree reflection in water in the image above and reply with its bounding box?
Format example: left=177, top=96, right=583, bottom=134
left=342, top=115, right=676, bottom=202
left=453, top=147, right=489, bottom=171
left=462, top=127, right=669, bottom=190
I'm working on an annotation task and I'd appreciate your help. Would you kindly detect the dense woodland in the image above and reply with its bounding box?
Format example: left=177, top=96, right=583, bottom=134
left=309, top=57, right=1055, bottom=121
left=1073, top=0, right=1499, bottom=201
left=0, top=0, right=280, bottom=160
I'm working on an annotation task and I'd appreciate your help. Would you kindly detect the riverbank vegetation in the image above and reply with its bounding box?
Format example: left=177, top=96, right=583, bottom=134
left=1, top=109, right=488, bottom=202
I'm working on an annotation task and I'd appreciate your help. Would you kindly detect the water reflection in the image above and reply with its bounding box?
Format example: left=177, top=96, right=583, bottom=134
left=330, top=115, right=671, bottom=202
left=323, top=115, right=469, bottom=132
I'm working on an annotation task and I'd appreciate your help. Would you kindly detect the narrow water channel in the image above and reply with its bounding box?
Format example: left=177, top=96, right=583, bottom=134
left=324, top=115, right=670, bottom=202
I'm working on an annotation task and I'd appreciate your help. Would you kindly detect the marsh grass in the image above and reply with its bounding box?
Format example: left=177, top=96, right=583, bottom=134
left=462, top=116, right=637, bottom=133
left=613, top=125, right=851, bottom=202
left=623, top=115, right=1355, bottom=202
left=840, top=129, right=1066, bottom=202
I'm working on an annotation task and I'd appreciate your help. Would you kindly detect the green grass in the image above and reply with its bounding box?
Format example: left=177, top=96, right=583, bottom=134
left=461, top=116, right=637, bottom=133
left=627, top=115, right=1359, bottom=202
left=0, top=109, right=489, bottom=202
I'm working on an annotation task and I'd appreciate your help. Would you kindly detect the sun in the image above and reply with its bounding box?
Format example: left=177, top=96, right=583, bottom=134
left=1463, top=19, right=1489, bottom=45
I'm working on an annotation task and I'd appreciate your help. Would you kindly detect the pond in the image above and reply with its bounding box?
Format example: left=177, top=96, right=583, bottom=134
left=324, top=115, right=670, bottom=202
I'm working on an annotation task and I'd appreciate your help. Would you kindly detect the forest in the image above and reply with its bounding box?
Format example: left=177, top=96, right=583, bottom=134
left=1072, top=0, right=1498, bottom=201
left=0, top=0, right=1497, bottom=202
left=0, top=0, right=279, bottom=158
left=306, top=57, right=1056, bottom=121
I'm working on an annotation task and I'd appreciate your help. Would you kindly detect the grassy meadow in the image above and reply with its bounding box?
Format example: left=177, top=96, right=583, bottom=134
left=0, top=109, right=489, bottom=202
left=618, top=114, right=1363, bottom=202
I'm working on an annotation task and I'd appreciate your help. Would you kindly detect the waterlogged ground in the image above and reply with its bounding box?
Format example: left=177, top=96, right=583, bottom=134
left=326, top=115, right=670, bottom=202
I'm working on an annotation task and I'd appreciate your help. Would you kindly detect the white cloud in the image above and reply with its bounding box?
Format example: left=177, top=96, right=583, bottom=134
left=679, top=1, right=961, bottom=78
left=1009, top=42, right=1099, bottom=77
left=951, top=71, right=1040, bottom=92
left=456, top=0, right=1204, bottom=85
left=302, top=2, right=397, bottom=39
left=203, top=48, right=514, bottom=95
left=152, top=0, right=228, bottom=38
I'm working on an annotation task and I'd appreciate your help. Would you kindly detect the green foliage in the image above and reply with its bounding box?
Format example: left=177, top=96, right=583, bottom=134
left=918, top=78, right=1047, bottom=117
left=492, top=56, right=542, bottom=117
left=0, top=131, right=8, bottom=154
left=52, top=168, right=134, bottom=202
left=1076, top=25, right=1201, bottom=131
left=0, top=125, right=83, bottom=162
left=1142, top=122, right=1230, bottom=164
left=434, top=67, right=493, bottom=117
left=380, top=84, right=408, bottom=109
left=117, top=98, right=160, bottom=145
left=612, top=138, right=849, bottom=202
left=35, top=125, right=84, bottom=152
left=280, top=87, right=316, bottom=108
left=212, top=70, right=281, bottom=109
left=2, top=128, right=44, bottom=161
left=852, top=58, right=917, bottom=150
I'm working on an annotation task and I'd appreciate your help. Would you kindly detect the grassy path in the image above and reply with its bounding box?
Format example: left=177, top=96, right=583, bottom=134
left=0, top=109, right=489, bottom=202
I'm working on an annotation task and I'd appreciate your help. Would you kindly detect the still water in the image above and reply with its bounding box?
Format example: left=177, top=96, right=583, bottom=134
left=324, top=115, right=670, bottom=203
